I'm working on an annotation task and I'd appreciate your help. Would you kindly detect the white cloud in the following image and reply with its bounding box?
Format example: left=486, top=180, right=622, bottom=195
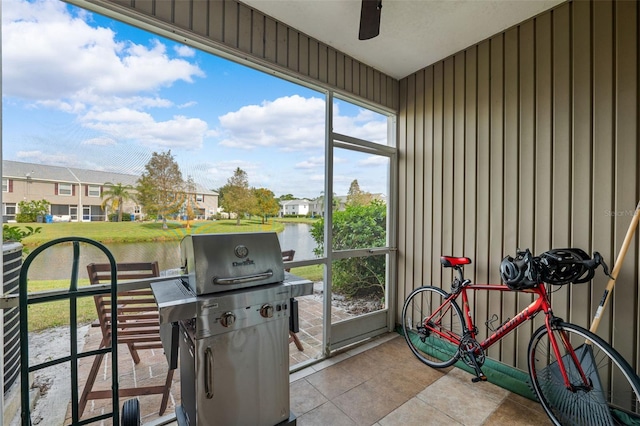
left=358, top=155, right=388, bottom=167
left=178, top=101, right=198, bottom=109
left=3, top=0, right=204, bottom=101
left=333, top=106, right=388, bottom=144
left=199, top=160, right=260, bottom=187
left=174, top=45, right=196, bottom=57
left=3, top=0, right=211, bottom=152
left=218, top=95, right=389, bottom=151
left=218, top=95, right=326, bottom=150
left=81, top=108, right=209, bottom=149
left=16, top=150, right=80, bottom=166
left=82, top=137, right=117, bottom=146
left=295, top=156, right=324, bottom=169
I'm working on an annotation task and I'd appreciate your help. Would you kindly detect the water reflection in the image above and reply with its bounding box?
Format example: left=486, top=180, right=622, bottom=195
left=25, top=241, right=182, bottom=281
left=277, top=223, right=317, bottom=260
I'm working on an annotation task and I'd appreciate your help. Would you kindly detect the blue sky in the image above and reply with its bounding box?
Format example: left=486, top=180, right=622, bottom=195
left=2, top=0, right=390, bottom=199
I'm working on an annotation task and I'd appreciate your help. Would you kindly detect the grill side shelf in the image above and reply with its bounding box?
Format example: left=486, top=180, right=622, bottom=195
left=152, top=278, right=198, bottom=323
left=152, top=278, right=197, bottom=369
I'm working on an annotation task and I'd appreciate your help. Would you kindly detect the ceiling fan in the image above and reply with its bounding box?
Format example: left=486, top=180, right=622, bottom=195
left=358, top=0, right=382, bottom=40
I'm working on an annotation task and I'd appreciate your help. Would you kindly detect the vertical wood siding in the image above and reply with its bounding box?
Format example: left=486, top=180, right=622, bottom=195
left=100, top=0, right=398, bottom=110
left=398, top=0, right=639, bottom=371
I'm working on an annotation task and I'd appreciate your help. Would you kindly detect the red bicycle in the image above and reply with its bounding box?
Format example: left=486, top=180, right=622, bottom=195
left=402, top=248, right=640, bottom=425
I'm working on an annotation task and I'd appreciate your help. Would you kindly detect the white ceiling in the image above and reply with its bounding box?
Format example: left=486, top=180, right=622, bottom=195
left=241, top=0, right=564, bottom=80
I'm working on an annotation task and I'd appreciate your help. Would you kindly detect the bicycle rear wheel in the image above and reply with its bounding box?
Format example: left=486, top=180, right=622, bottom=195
left=401, top=286, right=463, bottom=368
left=528, top=321, right=640, bottom=426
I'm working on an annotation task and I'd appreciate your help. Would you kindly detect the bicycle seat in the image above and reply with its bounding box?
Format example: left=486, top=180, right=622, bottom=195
left=440, top=256, right=472, bottom=268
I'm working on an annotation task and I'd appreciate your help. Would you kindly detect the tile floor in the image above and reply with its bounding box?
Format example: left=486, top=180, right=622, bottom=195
left=59, top=288, right=550, bottom=425
left=68, top=329, right=550, bottom=425
left=288, top=334, right=551, bottom=426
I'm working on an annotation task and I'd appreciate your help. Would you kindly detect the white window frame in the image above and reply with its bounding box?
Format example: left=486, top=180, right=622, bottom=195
left=5, top=203, right=16, bottom=215
left=196, top=194, right=204, bottom=202
left=88, top=185, right=101, bottom=197
left=58, top=183, right=73, bottom=196
left=2, top=178, right=8, bottom=192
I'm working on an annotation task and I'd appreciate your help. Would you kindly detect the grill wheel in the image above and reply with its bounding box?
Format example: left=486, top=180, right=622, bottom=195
left=121, top=398, right=141, bottom=426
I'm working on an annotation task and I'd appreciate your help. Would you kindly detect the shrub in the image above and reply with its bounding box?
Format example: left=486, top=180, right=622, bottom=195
left=3, top=225, right=42, bottom=253
left=16, top=199, right=50, bottom=223
left=311, top=200, right=386, bottom=298
left=108, top=213, right=132, bottom=222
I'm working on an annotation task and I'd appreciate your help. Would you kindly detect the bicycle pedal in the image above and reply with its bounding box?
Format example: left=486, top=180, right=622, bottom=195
left=472, top=374, right=487, bottom=383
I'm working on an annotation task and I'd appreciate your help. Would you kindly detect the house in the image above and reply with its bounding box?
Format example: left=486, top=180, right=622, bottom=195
left=279, top=199, right=310, bottom=217
left=2, top=160, right=218, bottom=222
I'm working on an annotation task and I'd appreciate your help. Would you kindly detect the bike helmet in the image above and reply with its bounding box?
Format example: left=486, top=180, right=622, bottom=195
left=538, top=248, right=595, bottom=285
left=500, top=249, right=540, bottom=290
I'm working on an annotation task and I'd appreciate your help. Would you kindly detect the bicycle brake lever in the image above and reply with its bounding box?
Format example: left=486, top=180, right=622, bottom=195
left=593, top=252, right=613, bottom=278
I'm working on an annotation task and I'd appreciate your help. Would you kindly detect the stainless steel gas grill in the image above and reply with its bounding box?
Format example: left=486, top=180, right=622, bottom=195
left=151, top=232, right=313, bottom=426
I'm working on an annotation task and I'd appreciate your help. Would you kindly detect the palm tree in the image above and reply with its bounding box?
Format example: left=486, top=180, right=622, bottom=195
left=101, top=182, right=135, bottom=222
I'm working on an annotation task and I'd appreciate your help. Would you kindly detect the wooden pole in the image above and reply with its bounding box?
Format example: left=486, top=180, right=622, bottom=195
left=589, top=200, right=640, bottom=333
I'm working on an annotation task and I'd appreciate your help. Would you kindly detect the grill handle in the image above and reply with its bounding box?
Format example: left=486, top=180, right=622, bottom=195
left=212, top=270, right=273, bottom=285
left=205, top=347, right=214, bottom=399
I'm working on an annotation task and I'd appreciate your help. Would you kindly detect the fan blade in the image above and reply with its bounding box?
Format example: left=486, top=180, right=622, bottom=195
left=358, top=0, right=381, bottom=40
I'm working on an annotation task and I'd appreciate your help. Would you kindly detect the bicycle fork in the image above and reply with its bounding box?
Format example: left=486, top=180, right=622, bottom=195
left=545, top=317, right=593, bottom=392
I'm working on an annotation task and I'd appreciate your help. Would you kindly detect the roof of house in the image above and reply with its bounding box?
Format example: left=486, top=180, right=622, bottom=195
left=3, top=160, right=217, bottom=195
left=280, top=199, right=310, bottom=207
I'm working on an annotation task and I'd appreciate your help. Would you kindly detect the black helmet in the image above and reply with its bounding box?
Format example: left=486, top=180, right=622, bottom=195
left=538, top=248, right=591, bottom=285
left=500, top=249, right=540, bottom=290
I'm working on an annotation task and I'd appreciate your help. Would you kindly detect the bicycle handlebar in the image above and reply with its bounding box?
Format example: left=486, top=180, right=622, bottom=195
left=534, top=248, right=612, bottom=285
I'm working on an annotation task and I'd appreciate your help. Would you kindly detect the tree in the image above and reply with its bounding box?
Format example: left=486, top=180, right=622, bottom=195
left=219, top=168, right=256, bottom=225
left=136, top=150, right=185, bottom=229
left=101, top=182, right=135, bottom=222
left=16, top=199, right=50, bottom=223
left=346, top=179, right=373, bottom=206
left=253, top=188, right=280, bottom=223
left=315, top=191, right=338, bottom=215
left=311, top=200, right=386, bottom=298
left=183, top=176, right=198, bottom=228
left=279, top=194, right=295, bottom=201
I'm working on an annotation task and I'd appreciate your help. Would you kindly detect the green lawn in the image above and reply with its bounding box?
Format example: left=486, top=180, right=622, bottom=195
left=17, top=217, right=321, bottom=247
left=19, top=218, right=287, bottom=246
left=275, top=217, right=319, bottom=225
left=289, top=264, right=323, bottom=282
left=24, top=279, right=97, bottom=332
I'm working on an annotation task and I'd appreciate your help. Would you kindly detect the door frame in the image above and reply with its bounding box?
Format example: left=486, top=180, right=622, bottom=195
left=323, top=93, right=398, bottom=353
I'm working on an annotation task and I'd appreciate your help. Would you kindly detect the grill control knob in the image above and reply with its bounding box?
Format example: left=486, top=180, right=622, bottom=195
left=260, top=304, right=274, bottom=318
left=220, top=312, right=236, bottom=327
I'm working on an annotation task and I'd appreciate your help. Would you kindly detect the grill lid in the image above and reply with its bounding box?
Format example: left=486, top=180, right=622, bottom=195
left=181, top=232, right=285, bottom=295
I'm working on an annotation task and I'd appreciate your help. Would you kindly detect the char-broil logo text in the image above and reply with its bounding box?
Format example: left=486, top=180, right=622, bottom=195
left=233, top=258, right=255, bottom=267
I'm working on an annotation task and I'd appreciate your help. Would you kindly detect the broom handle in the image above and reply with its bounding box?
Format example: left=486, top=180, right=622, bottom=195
left=589, top=200, right=640, bottom=334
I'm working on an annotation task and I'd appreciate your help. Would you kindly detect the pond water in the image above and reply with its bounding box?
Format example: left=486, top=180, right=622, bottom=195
left=23, top=223, right=318, bottom=281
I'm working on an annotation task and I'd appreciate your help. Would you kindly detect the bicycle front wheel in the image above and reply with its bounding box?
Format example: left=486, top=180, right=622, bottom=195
left=401, top=286, right=464, bottom=368
left=528, top=321, right=640, bottom=426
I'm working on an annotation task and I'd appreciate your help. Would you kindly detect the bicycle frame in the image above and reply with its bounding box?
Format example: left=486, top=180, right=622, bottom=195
left=457, top=283, right=548, bottom=350
left=426, top=276, right=590, bottom=390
